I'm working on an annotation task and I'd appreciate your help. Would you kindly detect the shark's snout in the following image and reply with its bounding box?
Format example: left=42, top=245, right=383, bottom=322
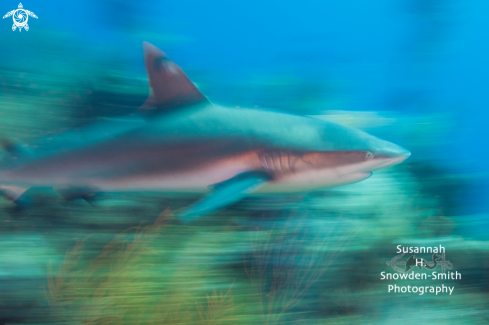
left=389, top=150, right=411, bottom=164
left=381, top=143, right=411, bottom=159
left=369, top=141, right=411, bottom=170
left=379, top=142, right=411, bottom=164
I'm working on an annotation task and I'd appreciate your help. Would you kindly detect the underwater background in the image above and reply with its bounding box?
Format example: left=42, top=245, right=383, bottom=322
left=0, top=0, right=488, bottom=324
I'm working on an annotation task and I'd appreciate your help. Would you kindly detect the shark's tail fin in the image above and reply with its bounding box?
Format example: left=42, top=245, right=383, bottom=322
left=138, top=42, right=209, bottom=115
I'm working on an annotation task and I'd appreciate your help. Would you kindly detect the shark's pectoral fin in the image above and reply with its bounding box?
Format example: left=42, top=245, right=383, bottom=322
left=138, top=42, right=210, bottom=116
left=0, top=185, right=28, bottom=203
left=178, top=171, right=272, bottom=224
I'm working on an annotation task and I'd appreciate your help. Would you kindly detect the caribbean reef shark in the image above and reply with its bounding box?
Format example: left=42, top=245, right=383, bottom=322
left=0, top=42, right=410, bottom=223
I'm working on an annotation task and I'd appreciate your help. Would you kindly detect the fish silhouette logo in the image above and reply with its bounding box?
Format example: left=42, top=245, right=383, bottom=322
left=3, top=3, right=37, bottom=32
left=386, top=252, right=453, bottom=274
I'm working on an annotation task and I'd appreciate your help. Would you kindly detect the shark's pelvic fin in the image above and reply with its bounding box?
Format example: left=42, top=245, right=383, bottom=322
left=177, top=171, right=272, bottom=224
left=56, top=186, right=101, bottom=207
left=56, top=186, right=97, bottom=201
left=140, top=42, right=209, bottom=115
left=0, top=185, right=28, bottom=203
left=0, top=187, right=57, bottom=209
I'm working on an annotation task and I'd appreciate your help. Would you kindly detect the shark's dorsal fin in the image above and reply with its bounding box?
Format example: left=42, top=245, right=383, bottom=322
left=140, top=42, right=208, bottom=115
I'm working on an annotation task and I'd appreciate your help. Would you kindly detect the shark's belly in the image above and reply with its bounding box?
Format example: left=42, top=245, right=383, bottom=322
left=94, top=164, right=370, bottom=194
left=1, top=152, right=370, bottom=194
left=255, top=169, right=372, bottom=193
left=89, top=151, right=260, bottom=193
left=0, top=140, right=260, bottom=190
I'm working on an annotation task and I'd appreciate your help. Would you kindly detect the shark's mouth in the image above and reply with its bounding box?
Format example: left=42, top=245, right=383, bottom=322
left=339, top=172, right=373, bottom=181
left=373, top=154, right=411, bottom=169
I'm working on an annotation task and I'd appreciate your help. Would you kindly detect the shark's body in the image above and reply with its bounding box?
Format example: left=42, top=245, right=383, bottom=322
left=0, top=42, right=410, bottom=222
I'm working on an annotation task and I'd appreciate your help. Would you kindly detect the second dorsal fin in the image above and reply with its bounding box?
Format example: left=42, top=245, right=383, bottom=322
left=140, top=42, right=208, bottom=114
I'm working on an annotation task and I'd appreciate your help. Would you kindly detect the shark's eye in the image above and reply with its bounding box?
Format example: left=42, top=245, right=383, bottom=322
left=365, top=152, right=374, bottom=160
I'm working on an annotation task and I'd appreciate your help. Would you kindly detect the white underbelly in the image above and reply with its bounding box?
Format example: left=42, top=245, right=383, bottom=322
left=4, top=151, right=371, bottom=194
left=96, top=164, right=371, bottom=194
left=255, top=169, right=372, bottom=193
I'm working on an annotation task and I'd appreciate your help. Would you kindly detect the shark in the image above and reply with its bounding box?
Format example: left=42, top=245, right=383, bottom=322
left=0, top=42, right=410, bottom=223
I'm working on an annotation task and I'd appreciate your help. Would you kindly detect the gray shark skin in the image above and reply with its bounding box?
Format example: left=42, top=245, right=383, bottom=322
left=0, top=42, right=410, bottom=222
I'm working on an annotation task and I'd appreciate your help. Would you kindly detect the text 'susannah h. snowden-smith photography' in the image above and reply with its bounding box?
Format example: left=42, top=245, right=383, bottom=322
left=381, top=245, right=460, bottom=295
